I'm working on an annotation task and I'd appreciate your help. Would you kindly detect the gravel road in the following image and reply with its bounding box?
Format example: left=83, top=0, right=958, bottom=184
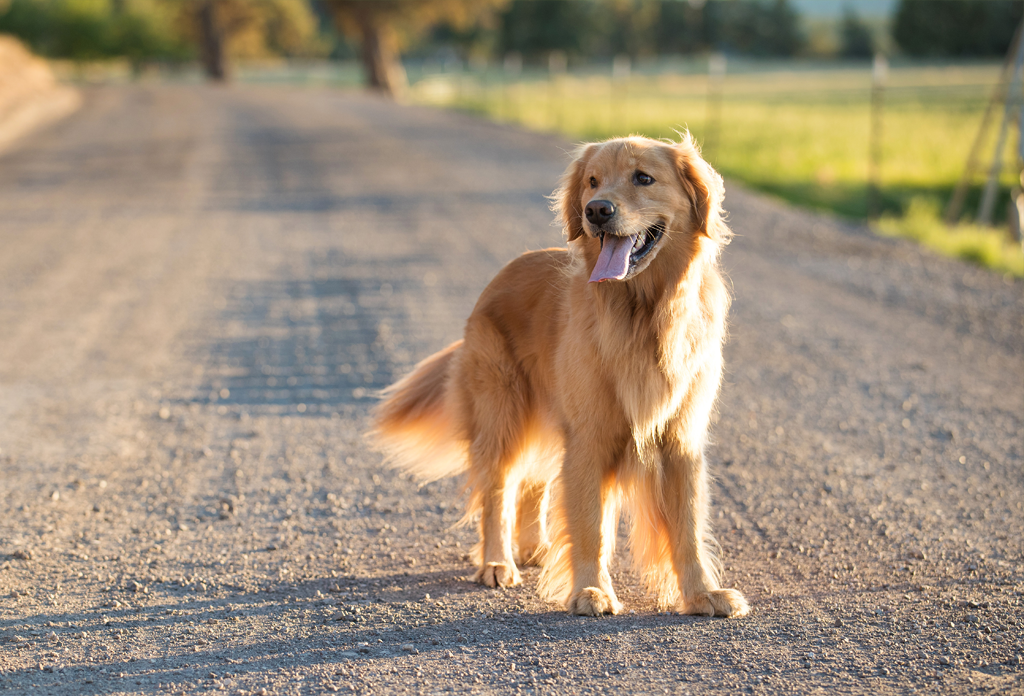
left=0, top=84, right=1021, bottom=696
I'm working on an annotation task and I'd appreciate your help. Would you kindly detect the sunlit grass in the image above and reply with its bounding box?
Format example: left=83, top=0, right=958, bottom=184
left=411, top=63, right=1022, bottom=275
left=876, top=197, right=1023, bottom=277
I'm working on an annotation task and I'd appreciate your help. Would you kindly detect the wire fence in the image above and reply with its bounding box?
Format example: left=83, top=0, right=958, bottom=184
left=409, top=57, right=1010, bottom=223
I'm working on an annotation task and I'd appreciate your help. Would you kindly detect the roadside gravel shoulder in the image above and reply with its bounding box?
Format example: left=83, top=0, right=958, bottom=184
left=0, top=36, right=80, bottom=155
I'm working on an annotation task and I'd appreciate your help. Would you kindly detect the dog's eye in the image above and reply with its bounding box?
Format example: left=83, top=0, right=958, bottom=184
left=634, top=171, right=655, bottom=186
left=589, top=176, right=598, bottom=189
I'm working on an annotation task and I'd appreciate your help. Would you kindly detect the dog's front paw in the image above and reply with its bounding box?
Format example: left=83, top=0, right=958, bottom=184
left=473, top=562, right=522, bottom=588
left=567, top=587, right=622, bottom=616
left=681, top=588, right=749, bottom=618
left=516, top=541, right=550, bottom=567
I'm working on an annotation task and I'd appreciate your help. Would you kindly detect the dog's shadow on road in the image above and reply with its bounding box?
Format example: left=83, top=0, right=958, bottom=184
left=1, top=565, right=715, bottom=690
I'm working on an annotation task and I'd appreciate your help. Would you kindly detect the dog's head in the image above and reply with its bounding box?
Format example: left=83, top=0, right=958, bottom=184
left=553, top=135, right=728, bottom=284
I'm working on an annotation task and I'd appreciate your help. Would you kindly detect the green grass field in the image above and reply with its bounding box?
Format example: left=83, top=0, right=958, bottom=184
left=410, top=62, right=1023, bottom=277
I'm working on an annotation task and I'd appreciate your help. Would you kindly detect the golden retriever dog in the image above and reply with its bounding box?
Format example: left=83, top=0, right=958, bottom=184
left=372, top=135, right=748, bottom=618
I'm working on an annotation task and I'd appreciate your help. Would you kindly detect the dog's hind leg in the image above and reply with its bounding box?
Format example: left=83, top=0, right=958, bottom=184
left=470, top=438, right=523, bottom=588
left=515, top=479, right=550, bottom=566
left=463, top=392, right=530, bottom=589
left=454, top=317, right=535, bottom=589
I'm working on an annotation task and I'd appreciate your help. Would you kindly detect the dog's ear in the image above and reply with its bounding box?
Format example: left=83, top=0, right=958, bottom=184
left=674, top=137, right=730, bottom=244
left=551, top=143, right=595, bottom=242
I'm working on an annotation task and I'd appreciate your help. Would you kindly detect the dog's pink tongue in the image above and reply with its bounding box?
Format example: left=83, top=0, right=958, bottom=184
left=589, top=234, right=635, bottom=283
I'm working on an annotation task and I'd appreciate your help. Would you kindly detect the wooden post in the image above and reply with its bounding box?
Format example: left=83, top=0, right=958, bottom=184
left=548, top=51, right=567, bottom=132
left=612, top=54, right=631, bottom=134
left=1010, top=173, right=1024, bottom=243
left=1014, top=93, right=1024, bottom=243
left=945, top=21, right=1023, bottom=226
left=978, top=32, right=1024, bottom=226
left=501, top=52, right=522, bottom=123
left=867, top=53, right=887, bottom=221
left=704, top=53, right=726, bottom=163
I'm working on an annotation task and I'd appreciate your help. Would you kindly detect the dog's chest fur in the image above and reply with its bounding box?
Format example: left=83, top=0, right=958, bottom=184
left=588, top=267, right=725, bottom=448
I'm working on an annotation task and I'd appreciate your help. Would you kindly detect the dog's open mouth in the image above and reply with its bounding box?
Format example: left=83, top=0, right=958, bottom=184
left=589, top=223, right=665, bottom=283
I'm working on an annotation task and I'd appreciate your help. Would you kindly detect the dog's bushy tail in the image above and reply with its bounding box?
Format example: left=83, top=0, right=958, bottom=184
left=370, top=340, right=468, bottom=481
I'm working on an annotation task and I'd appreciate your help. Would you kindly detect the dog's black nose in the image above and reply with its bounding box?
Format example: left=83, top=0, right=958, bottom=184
left=585, top=199, right=616, bottom=226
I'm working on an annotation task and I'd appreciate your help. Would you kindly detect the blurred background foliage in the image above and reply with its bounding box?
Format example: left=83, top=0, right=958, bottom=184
left=0, top=0, right=189, bottom=63
left=2, top=1, right=1021, bottom=71
left=492, top=0, right=806, bottom=60
left=892, top=0, right=1022, bottom=57
left=0, top=0, right=328, bottom=71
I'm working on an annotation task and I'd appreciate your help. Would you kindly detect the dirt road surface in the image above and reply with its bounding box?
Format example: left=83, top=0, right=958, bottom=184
left=0, top=85, right=1021, bottom=696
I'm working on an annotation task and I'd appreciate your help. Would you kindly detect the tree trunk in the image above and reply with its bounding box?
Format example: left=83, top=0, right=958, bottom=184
left=353, top=6, right=407, bottom=98
left=198, top=0, right=228, bottom=82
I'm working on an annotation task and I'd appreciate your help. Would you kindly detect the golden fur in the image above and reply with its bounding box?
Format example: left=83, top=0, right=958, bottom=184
left=372, top=135, right=749, bottom=617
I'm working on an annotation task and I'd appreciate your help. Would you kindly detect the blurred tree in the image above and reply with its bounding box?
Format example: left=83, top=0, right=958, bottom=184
left=177, top=0, right=324, bottom=81
left=321, top=0, right=509, bottom=97
left=494, top=0, right=805, bottom=62
left=0, top=0, right=194, bottom=62
left=0, top=0, right=324, bottom=75
left=763, top=0, right=802, bottom=56
left=839, top=5, right=873, bottom=58
left=893, top=0, right=1022, bottom=57
left=655, top=0, right=709, bottom=56
left=707, top=0, right=803, bottom=57
left=1, top=0, right=123, bottom=59
left=607, top=0, right=661, bottom=58
left=497, top=0, right=601, bottom=61
left=321, top=0, right=406, bottom=94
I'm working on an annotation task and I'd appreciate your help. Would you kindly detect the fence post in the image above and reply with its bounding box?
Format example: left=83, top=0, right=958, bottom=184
left=945, top=20, right=1023, bottom=226
left=502, top=52, right=522, bottom=123
left=1014, top=88, right=1024, bottom=244
left=867, top=53, right=887, bottom=221
left=548, top=51, right=567, bottom=132
left=704, top=53, right=726, bottom=163
left=612, top=54, right=631, bottom=134
left=978, top=31, right=1024, bottom=226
